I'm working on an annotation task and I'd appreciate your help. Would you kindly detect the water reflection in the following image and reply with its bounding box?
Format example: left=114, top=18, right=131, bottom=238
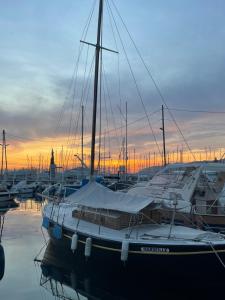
left=0, top=200, right=17, bottom=282
left=0, top=199, right=19, bottom=240
left=0, top=244, right=5, bottom=281
left=0, top=199, right=19, bottom=216
left=16, top=198, right=43, bottom=212
left=37, top=242, right=225, bottom=300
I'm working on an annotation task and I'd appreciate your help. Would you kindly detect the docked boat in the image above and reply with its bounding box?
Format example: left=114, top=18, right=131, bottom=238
left=128, top=162, right=225, bottom=231
left=0, top=183, right=17, bottom=202
left=41, top=181, right=85, bottom=203
left=10, top=180, right=34, bottom=198
left=42, top=0, right=225, bottom=273
left=43, top=180, right=225, bottom=272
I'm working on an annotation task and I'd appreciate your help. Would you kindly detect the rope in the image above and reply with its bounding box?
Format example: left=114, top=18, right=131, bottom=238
left=207, top=241, right=225, bottom=269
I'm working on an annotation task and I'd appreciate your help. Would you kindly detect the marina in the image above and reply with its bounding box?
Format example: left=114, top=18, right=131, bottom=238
left=1, top=0, right=225, bottom=298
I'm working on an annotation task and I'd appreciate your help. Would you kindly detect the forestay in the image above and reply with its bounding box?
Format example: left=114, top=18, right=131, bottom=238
left=65, top=182, right=154, bottom=214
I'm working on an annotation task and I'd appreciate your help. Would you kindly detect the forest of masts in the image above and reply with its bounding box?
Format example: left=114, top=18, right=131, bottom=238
left=19, top=146, right=225, bottom=175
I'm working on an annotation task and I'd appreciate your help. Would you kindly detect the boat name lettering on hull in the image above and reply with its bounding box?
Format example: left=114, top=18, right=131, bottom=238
left=141, top=247, right=170, bottom=253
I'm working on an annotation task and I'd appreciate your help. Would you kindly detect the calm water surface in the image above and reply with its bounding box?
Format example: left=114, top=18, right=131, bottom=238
left=0, top=199, right=224, bottom=300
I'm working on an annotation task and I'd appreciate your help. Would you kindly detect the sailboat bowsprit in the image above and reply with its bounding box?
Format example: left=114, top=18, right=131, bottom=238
left=42, top=0, right=225, bottom=274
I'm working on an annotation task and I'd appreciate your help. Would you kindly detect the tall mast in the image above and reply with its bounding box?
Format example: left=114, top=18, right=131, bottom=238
left=81, top=105, right=84, bottom=172
left=98, top=38, right=103, bottom=174
left=90, top=0, right=103, bottom=177
left=161, top=105, right=167, bottom=166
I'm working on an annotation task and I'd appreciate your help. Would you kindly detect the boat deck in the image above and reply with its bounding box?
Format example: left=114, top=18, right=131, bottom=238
left=43, top=203, right=225, bottom=246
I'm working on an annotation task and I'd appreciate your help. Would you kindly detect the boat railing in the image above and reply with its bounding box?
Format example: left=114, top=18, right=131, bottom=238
left=192, top=204, right=225, bottom=216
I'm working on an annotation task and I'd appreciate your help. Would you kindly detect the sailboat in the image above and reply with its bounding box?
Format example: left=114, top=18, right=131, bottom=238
left=42, top=0, right=225, bottom=272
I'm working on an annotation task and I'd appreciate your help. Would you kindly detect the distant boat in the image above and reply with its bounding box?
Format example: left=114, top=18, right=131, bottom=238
left=0, top=183, right=17, bottom=202
left=42, top=0, right=225, bottom=273
left=10, top=180, right=34, bottom=198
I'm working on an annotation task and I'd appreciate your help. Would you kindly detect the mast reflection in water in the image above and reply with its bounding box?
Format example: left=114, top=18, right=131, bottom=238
left=0, top=244, right=5, bottom=281
left=37, top=241, right=225, bottom=300
left=0, top=199, right=18, bottom=282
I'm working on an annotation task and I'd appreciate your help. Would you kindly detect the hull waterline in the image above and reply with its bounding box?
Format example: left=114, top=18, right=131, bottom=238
left=46, top=221, right=225, bottom=277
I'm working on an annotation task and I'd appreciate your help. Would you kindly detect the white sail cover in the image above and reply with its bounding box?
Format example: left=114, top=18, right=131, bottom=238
left=65, top=181, right=154, bottom=214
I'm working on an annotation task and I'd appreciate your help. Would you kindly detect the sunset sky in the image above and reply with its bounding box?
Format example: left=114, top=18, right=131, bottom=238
left=1, top=0, right=225, bottom=170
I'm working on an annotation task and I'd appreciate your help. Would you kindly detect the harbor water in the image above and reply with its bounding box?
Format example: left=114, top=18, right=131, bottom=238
left=0, top=199, right=225, bottom=300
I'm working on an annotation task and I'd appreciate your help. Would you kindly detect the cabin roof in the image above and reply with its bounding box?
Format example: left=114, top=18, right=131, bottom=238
left=66, top=181, right=154, bottom=214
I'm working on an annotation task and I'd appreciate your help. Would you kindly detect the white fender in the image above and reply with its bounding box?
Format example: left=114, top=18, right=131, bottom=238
left=121, top=240, right=129, bottom=262
left=71, top=233, right=78, bottom=252
left=85, top=237, right=92, bottom=257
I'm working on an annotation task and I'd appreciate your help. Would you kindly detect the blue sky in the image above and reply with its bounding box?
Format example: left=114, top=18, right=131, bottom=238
left=1, top=0, right=225, bottom=165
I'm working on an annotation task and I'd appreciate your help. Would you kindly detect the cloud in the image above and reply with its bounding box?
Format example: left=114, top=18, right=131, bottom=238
left=1, top=0, right=225, bottom=168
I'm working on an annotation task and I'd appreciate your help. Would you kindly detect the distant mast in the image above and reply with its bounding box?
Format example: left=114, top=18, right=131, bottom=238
left=81, top=104, right=84, bottom=175
left=49, top=149, right=56, bottom=182
left=125, top=101, right=128, bottom=179
left=160, top=105, right=167, bottom=166
left=0, top=129, right=9, bottom=179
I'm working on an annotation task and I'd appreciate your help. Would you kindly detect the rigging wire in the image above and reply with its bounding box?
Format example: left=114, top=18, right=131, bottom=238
left=167, top=108, right=225, bottom=114
left=106, top=0, right=162, bottom=158
left=106, top=4, right=124, bottom=167
left=6, top=108, right=161, bottom=145
left=102, top=62, right=121, bottom=149
left=105, top=2, right=124, bottom=144
left=55, top=0, right=97, bottom=136
left=55, top=0, right=97, bottom=168
left=102, top=73, right=111, bottom=150
left=64, top=53, right=95, bottom=168
left=66, top=44, right=90, bottom=147
left=109, top=0, right=197, bottom=161
left=63, top=50, right=95, bottom=167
